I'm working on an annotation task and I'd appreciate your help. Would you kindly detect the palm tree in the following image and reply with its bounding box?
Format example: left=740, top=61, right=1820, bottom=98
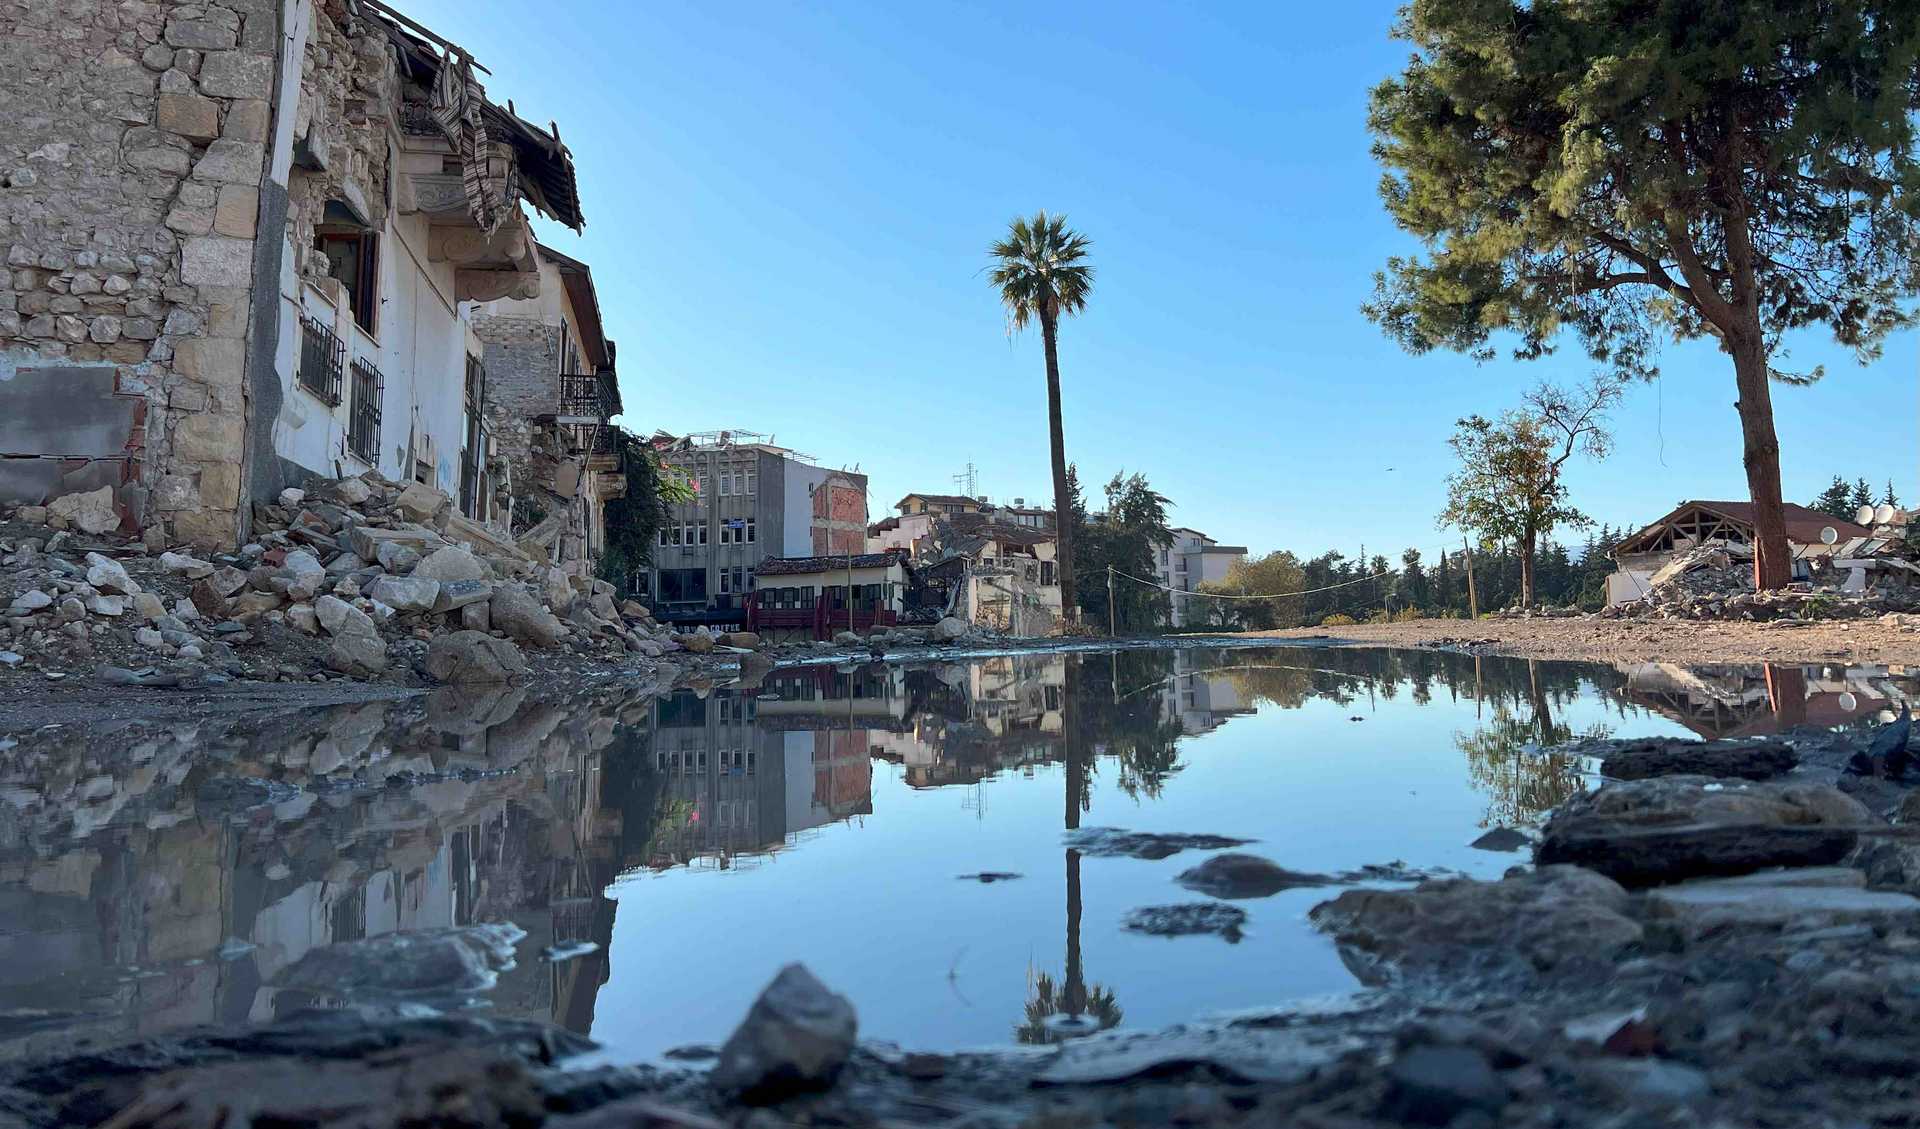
left=989, top=212, right=1093, bottom=622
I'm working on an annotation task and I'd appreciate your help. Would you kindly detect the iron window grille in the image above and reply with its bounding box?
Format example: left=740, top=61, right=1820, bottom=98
left=347, top=355, right=384, bottom=464
left=296, top=314, right=344, bottom=405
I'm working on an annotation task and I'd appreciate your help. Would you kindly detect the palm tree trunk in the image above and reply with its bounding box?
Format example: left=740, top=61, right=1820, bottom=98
left=1041, top=309, right=1077, bottom=622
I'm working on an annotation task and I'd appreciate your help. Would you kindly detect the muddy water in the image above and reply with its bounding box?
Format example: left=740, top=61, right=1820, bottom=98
left=0, top=647, right=1909, bottom=1063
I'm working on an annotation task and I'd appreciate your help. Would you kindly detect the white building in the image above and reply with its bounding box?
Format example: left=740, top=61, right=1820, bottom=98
left=1157, top=528, right=1247, bottom=627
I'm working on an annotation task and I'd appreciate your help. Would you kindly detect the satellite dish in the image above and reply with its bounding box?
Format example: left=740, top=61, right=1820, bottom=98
left=1839, top=692, right=1858, bottom=712
left=1856, top=505, right=1877, bottom=525
left=1874, top=503, right=1897, bottom=525
left=1820, top=526, right=1839, bottom=545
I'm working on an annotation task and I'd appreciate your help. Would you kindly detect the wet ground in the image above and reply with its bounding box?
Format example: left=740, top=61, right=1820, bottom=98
left=2, top=644, right=1913, bottom=1068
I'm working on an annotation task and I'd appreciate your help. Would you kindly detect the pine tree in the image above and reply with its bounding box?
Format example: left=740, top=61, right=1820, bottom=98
left=1851, top=478, right=1876, bottom=514
left=1883, top=480, right=1902, bottom=509
left=1811, top=475, right=1854, bottom=520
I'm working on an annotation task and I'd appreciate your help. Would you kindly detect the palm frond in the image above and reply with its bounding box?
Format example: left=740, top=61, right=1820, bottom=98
left=987, top=210, right=1095, bottom=333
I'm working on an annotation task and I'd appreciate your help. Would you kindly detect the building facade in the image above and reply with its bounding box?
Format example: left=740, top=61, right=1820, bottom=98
left=472, top=244, right=624, bottom=577
left=0, top=1, right=596, bottom=550
left=645, top=432, right=867, bottom=625
left=1158, top=528, right=1247, bottom=627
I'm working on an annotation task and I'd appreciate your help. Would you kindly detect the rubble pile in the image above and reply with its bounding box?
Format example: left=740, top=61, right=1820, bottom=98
left=0, top=472, right=756, bottom=686
left=1602, top=541, right=1920, bottom=622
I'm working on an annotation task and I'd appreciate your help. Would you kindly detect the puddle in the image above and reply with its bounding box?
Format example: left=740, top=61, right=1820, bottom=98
left=0, top=646, right=1912, bottom=1061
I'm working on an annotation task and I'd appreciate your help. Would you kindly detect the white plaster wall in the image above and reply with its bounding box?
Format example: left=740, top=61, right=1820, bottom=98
left=784, top=461, right=830, bottom=556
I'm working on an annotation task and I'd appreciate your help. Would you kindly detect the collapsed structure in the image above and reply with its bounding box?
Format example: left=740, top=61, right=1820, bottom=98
left=870, top=494, right=1064, bottom=636
left=0, top=0, right=623, bottom=564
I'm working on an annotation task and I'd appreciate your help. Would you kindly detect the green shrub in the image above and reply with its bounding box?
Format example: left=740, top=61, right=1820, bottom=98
left=1321, top=613, right=1357, bottom=627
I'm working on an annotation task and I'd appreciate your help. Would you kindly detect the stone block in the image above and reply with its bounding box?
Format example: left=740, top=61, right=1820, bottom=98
left=222, top=98, right=269, bottom=142
left=155, top=93, right=219, bottom=141
left=199, top=462, right=241, bottom=508
left=213, top=185, right=257, bottom=238
left=164, top=19, right=238, bottom=50
left=126, top=145, right=191, bottom=176
left=174, top=336, right=244, bottom=383
left=196, top=50, right=272, bottom=99
left=190, top=139, right=263, bottom=185
left=170, top=411, right=243, bottom=462
left=173, top=508, right=236, bottom=548
left=180, top=235, right=253, bottom=287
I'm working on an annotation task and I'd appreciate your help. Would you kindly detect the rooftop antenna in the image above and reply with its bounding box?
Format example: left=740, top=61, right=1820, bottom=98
left=953, top=461, right=978, bottom=498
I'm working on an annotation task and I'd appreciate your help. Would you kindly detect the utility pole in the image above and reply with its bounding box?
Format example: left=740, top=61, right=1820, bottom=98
left=1107, top=565, right=1117, bottom=637
left=1462, top=535, right=1480, bottom=619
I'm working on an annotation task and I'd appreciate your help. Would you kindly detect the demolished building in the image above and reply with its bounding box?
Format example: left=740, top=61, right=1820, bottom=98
left=0, top=0, right=613, bottom=554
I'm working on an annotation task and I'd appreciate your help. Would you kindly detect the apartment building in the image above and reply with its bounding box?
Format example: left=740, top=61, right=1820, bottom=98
left=645, top=432, right=868, bottom=625
left=0, top=1, right=590, bottom=548
left=1158, top=527, right=1248, bottom=627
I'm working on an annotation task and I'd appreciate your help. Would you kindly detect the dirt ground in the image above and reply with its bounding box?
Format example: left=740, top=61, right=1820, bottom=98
left=1245, top=614, right=1920, bottom=666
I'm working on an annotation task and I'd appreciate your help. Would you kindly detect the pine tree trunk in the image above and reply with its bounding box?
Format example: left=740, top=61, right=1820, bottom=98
left=1731, top=333, right=1792, bottom=590
left=1520, top=528, right=1538, bottom=608
left=1042, top=309, right=1077, bottom=621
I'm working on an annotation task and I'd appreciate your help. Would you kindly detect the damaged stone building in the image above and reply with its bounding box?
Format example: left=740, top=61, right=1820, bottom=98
left=0, top=0, right=621, bottom=554
left=472, top=244, right=624, bottom=578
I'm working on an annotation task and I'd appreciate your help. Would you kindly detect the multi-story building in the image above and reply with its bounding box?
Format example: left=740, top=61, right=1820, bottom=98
left=472, top=244, right=624, bottom=577
left=1157, top=527, right=1248, bottom=627
left=0, top=2, right=593, bottom=549
left=645, top=432, right=867, bottom=625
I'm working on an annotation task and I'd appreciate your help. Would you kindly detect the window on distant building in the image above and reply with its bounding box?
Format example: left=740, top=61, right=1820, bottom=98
left=698, top=522, right=709, bottom=546
left=698, top=474, right=710, bottom=498
left=658, top=528, right=669, bottom=547
left=744, top=471, right=757, bottom=495
left=745, top=518, right=756, bottom=543
left=719, top=570, right=731, bottom=594
left=719, top=473, right=732, bottom=496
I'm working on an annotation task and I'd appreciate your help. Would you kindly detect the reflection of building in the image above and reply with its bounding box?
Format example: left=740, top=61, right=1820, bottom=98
left=1158, top=650, right=1256, bottom=735
left=0, top=689, right=634, bottom=1059
left=868, top=656, right=1068, bottom=787
left=636, top=673, right=882, bottom=866
left=1616, top=661, right=1919, bottom=738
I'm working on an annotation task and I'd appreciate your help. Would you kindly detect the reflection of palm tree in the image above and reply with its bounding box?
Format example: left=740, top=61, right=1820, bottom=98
left=1458, top=703, right=1602, bottom=827
left=1016, top=660, right=1123, bottom=1043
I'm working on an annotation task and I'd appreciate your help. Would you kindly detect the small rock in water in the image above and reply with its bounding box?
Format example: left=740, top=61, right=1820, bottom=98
left=1122, top=902, right=1248, bottom=942
left=1471, top=827, right=1531, bottom=852
left=1380, top=1044, right=1509, bottom=1125
left=957, top=872, right=1022, bottom=883
left=541, top=941, right=601, bottom=963
left=710, top=962, right=857, bottom=1102
left=1175, top=853, right=1339, bottom=899
left=1064, top=827, right=1255, bottom=859
left=271, top=923, right=525, bottom=996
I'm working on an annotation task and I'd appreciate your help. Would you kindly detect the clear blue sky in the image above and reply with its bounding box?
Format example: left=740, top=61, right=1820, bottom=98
left=414, top=0, right=1917, bottom=561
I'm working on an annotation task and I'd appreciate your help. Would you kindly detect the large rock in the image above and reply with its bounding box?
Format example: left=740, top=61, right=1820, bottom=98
left=367, top=575, right=440, bottom=613
left=710, top=963, right=857, bottom=1102
left=1120, top=903, right=1248, bottom=942
left=1536, top=776, right=1871, bottom=887
left=719, top=631, right=761, bottom=649
left=158, top=551, right=215, bottom=578
left=414, top=546, right=488, bottom=583
left=315, top=593, right=376, bottom=638
left=394, top=481, right=452, bottom=525
left=934, top=616, right=967, bottom=641
left=1175, top=853, right=1338, bottom=899
left=347, top=524, right=445, bottom=563
left=1310, top=865, right=1642, bottom=984
left=330, top=476, right=372, bottom=505
left=48, top=486, right=119, bottom=534
left=7, top=589, right=52, bottom=615
left=327, top=632, right=388, bottom=676
left=432, top=579, right=493, bottom=613
left=376, top=540, right=422, bottom=574
left=542, top=566, right=575, bottom=614
left=426, top=631, right=528, bottom=684
left=1381, top=1045, right=1509, bottom=1126
left=676, top=631, right=715, bottom=654
left=83, top=552, right=139, bottom=594
left=490, top=587, right=565, bottom=647
left=1599, top=738, right=1797, bottom=782
left=1643, top=867, right=1920, bottom=936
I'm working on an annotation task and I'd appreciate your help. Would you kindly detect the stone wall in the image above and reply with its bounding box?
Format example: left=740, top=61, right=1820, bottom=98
left=472, top=313, right=560, bottom=529
left=0, top=0, right=287, bottom=547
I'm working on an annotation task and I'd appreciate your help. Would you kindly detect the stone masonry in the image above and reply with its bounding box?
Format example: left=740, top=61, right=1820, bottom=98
left=0, top=0, right=283, bottom=548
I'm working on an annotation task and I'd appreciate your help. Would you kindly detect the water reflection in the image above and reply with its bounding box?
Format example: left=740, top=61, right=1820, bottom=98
left=2, top=647, right=1914, bottom=1059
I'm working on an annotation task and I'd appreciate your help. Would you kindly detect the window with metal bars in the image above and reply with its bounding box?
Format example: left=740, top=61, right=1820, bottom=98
left=347, top=355, right=383, bottom=464
left=296, top=315, right=343, bottom=405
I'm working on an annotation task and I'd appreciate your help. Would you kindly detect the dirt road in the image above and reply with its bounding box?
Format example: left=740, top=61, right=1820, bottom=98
left=1244, top=614, right=1920, bottom=666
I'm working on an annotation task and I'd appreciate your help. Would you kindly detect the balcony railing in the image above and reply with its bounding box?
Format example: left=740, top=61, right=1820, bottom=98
left=559, top=372, right=617, bottom=421
left=297, top=315, right=344, bottom=405
left=347, top=355, right=383, bottom=463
